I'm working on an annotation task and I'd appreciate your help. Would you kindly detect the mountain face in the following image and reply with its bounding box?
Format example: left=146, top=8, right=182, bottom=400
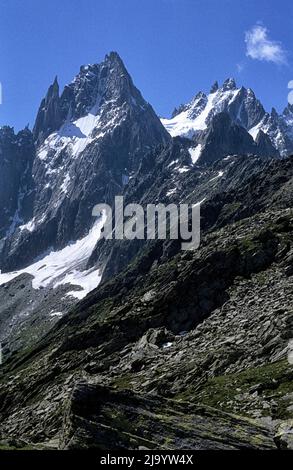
left=0, top=52, right=169, bottom=276
left=88, top=136, right=291, bottom=284
left=0, top=127, right=35, bottom=240
left=33, top=52, right=168, bottom=148
left=250, top=106, right=293, bottom=157
left=162, top=78, right=293, bottom=158
left=192, top=112, right=280, bottom=164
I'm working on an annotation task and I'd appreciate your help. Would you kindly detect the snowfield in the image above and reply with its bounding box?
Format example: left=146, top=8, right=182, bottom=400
left=0, top=212, right=106, bottom=300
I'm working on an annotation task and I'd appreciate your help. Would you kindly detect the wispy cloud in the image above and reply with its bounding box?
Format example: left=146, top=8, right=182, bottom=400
left=236, top=62, right=245, bottom=73
left=245, top=24, right=287, bottom=65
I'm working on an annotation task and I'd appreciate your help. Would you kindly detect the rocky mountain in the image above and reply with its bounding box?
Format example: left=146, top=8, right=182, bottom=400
left=0, top=127, right=35, bottom=240
left=0, top=53, right=292, bottom=450
left=0, top=54, right=169, bottom=271
left=250, top=105, right=293, bottom=157
left=0, top=52, right=169, bottom=353
left=162, top=78, right=293, bottom=158
left=0, top=59, right=291, bottom=355
left=1, top=52, right=169, bottom=273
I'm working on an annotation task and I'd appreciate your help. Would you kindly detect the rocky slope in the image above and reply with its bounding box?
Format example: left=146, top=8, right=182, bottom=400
left=90, top=142, right=293, bottom=282
left=0, top=155, right=292, bottom=450
left=0, top=53, right=170, bottom=350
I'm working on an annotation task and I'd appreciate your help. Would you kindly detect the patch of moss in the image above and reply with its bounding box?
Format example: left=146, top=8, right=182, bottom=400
left=254, top=271, right=268, bottom=286
left=175, top=360, right=293, bottom=419
left=111, top=374, right=133, bottom=390
left=239, top=238, right=259, bottom=252
left=0, top=442, right=41, bottom=450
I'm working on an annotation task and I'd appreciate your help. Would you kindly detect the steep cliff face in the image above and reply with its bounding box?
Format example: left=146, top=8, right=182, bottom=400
left=33, top=77, right=62, bottom=146
left=195, top=112, right=279, bottom=164
left=0, top=126, right=35, bottom=240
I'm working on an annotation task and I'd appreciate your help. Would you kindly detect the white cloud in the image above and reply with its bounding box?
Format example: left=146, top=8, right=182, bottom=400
left=245, top=25, right=287, bottom=65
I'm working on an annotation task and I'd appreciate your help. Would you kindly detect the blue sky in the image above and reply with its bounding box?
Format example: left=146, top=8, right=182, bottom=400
left=1, top=0, right=293, bottom=130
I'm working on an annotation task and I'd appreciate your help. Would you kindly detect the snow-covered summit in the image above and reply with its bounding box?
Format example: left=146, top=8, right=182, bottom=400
left=162, top=78, right=263, bottom=138
left=33, top=52, right=154, bottom=146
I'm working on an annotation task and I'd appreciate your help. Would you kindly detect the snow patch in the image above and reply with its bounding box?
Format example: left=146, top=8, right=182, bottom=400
left=177, top=167, right=190, bottom=174
left=60, top=174, right=71, bottom=194
left=249, top=124, right=261, bottom=141
left=50, top=311, right=63, bottom=318
left=166, top=188, right=176, bottom=197
left=0, top=212, right=107, bottom=300
left=62, top=267, right=103, bottom=300
left=209, top=170, right=224, bottom=182
left=19, top=219, right=36, bottom=233
left=36, top=96, right=126, bottom=164
left=189, top=144, right=202, bottom=163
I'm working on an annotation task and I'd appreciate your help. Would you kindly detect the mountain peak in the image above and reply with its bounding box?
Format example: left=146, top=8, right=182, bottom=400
left=192, top=91, right=207, bottom=102
left=222, top=78, right=237, bottom=91
left=271, top=107, right=279, bottom=119
left=105, top=50, right=123, bottom=62
left=103, top=51, right=128, bottom=74
left=33, top=76, right=61, bottom=144
left=46, top=76, right=59, bottom=99
left=160, top=77, right=293, bottom=155
left=33, top=52, right=136, bottom=144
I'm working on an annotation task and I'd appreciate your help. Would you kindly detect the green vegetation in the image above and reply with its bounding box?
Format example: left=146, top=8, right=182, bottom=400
left=176, top=360, right=293, bottom=420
